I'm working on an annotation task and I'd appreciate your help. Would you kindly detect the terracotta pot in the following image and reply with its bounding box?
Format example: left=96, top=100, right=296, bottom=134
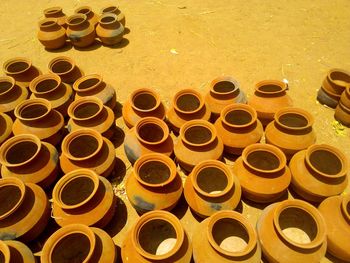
left=257, top=199, right=327, bottom=263
left=265, top=107, right=316, bottom=159
left=0, top=177, right=49, bottom=242
left=97, top=13, right=124, bottom=46
left=122, top=88, right=166, bottom=128
left=75, top=6, right=99, bottom=28
left=167, top=88, right=211, bottom=133
left=122, top=210, right=192, bottom=262
left=0, top=134, right=59, bottom=189
left=0, top=240, right=35, bottom=263
left=0, top=113, right=12, bottom=145
left=66, top=14, right=96, bottom=48
left=340, top=85, right=350, bottom=108
left=126, top=153, right=182, bottom=213
left=316, top=87, right=340, bottom=108
left=174, top=120, right=224, bottom=172
left=248, top=80, right=293, bottom=126
left=124, top=117, right=173, bottom=164
left=335, top=101, right=350, bottom=127
left=192, top=210, right=261, bottom=262
left=289, top=144, right=348, bottom=202
left=60, top=128, right=116, bottom=177
left=48, top=56, right=83, bottom=84
left=37, top=18, right=66, bottom=50
left=52, top=169, right=116, bottom=228
left=13, top=98, right=64, bottom=146
left=184, top=160, right=241, bottom=217
left=101, top=6, right=126, bottom=26
left=232, top=143, right=291, bottom=203
left=214, top=103, right=263, bottom=155
left=44, top=6, right=67, bottom=28
left=322, top=68, right=350, bottom=96
left=318, top=195, right=350, bottom=261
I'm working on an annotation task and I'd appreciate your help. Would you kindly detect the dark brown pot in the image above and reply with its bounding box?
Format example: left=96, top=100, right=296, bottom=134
left=48, top=56, right=83, bottom=84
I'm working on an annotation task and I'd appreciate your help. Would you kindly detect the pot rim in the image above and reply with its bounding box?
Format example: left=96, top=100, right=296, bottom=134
left=255, top=80, right=287, bottom=95
left=0, top=241, right=10, bottom=263
left=0, top=76, right=16, bottom=96
left=135, top=117, right=169, bottom=145
left=66, top=14, right=88, bottom=27
left=274, top=107, right=314, bottom=131
left=341, top=195, right=350, bottom=223
left=99, top=13, right=119, bottom=25
left=73, top=74, right=103, bottom=93
left=44, top=6, right=63, bottom=16
left=173, top=88, right=205, bottom=115
left=327, top=68, right=350, bottom=88
left=75, top=6, right=93, bottom=16
left=29, top=73, right=61, bottom=95
left=3, top=57, right=32, bottom=75
left=179, top=119, right=217, bottom=147
left=68, top=96, right=104, bottom=121
left=38, top=18, right=59, bottom=29
left=48, top=56, right=76, bottom=76
left=130, top=88, right=161, bottom=113
left=220, top=103, right=257, bottom=128
left=14, top=98, right=52, bottom=121
left=209, top=76, right=239, bottom=96
left=101, top=5, right=120, bottom=14
left=0, top=177, right=26, bottom=220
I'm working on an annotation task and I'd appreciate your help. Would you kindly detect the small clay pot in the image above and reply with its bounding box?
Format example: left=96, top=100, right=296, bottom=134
left=0, top=240, right=35, bottom=263
left=184, top=160, right=241, bottom=217
left=97, top=13, right=124, bottom=46
left=289, top=144, right=348, bottom=202
left=214, top=103, right=263, bottom=155
left=0, top=113, right=12, bottom=145
left=192, top=210, right=261, bottom=262
left=174, top=120, right=224, bottom=172
left=122, top=210, right=192, bottom=262
left=316, top=87, right=340, bottom=108
left=257, top=199, right=327, bottom=263
left=322, top=68, right=350, bottom=96
left=37, top=18, right=66, bottom=50
left=335, top=101, right=350, bottom=127
left=48, top=56, right=83, bottom=84
left=44, top=6, right=67, bottom=28
left=101, top=5, right=126, bottom=26
left=340, top=85, right=350, bottom=108
left=126, top=153, right=183, bottom=213
left=66, top=14, right=96, bottom=48
left=75, top=6, right=99, bottom=28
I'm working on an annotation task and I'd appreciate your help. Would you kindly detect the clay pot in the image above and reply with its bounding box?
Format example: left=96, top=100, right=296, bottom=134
left=44, top=6, right=67, bottom=28
left=101, top=6, right=126, bottom=26
left=124, top=117, right=173, bottom=164
left=37, top=18, right=66, bottom=50
left=0, top=113, right=12, bottom=145
left=318, top=195, right=350, bottom=261
left=174, top=120, right=224, bottom=172
left=60, top=128, right=116, bottom=177
left=97, top=13, right=124, bottom=46
left=214, top=103, right=263, bottom=155
left=232, top=143, right=291, bottom=203
left=0, top=134, right=59, bottom=189
left=192, top=210, right=261, bottom=262
left=322, top=68, right=350, bottom=97
left=340, top=85, right=350, bottom=108
left=122, top=210, right=192, bottom=263
left=316, top=87, right=340, bottom=108
left=13, top=98, right=64, bottom=146
left=48, top=56, right=83, bottom=84
left=167, top=88, right=211, bottom=133
left=66, top=14, right=96, bottom=48
left=248, top=80, right=293, bottom=126
left=289, top=144, right=348, bottom=202
left=265, top=107, right=316, bottom=159
left=41, top=224, right=116, bottom=263
left=0, top=177, right=49, bottom=242
left=257, top=199, right=327, bottom=263
left=335, top=101, right=350, bottom=127
left=52, top=169, right=116, bottom=228
left=184, top=160, right=241, bottom=217
left=122, top=88, right=166, bottom=128
left=75, top=6, right=99, bottom=28
left=0, top=240, right=35, bottom=263
left=126, top=153, right=183, bottom=213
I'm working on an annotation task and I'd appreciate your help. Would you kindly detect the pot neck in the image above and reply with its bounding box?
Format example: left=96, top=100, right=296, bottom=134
left=40, top=21, right=61, bottom=32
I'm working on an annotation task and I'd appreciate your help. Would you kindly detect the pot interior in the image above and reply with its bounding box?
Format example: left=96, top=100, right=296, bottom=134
left=246, top=150, right=280, bottom=171
left=68, top=135, right=99, bottom=158
left=184, top=125, right=212, bottom=144
left=51, top=60, right=73, bottom=74
left=6, top=61, right=29, bottom=74
left=197, top=167, right=228, bottom=194
left=0, top=251, right=4, bottom=262
left=74, top=102, right=100, bottom=118
left=138, top=123, right=164, bottom=143
left=0, top=115, right=6, bottom=136
left=0, top=185, right=22, bottom=217
left=213, top=81, right=236, bottom=93
left=6, top=141, right=38, bottom=165
left=225, top=110, right=252, bottom=125
left=61, top=177, right=95, bottom=206
left=0, top=80, right=12, bottom=94
left=102, top=6, right=117, bottom=13
left=330, top=71, right=350, bottom=86
left=139, top=161, right=170, bottom=184
left=258, top=84, right=282, bottom=92
left=133, top=93, right=157, bottom=111
left=35, top=79, right=58, bottom=93
left=78, top=78, right=99, bottom=90
left=309, top=149, right=342, bottom=175
left=278, top=113, right=308, bottom=128
left=101, top=16, right=115, bottom=23
left=176, top=94, right=200, bottom=112
left=20, top=104, right=48, bottom=119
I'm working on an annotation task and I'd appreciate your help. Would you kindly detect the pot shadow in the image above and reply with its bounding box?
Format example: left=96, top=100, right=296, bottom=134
left=171, top=194, right=189, bottom=220
left=44, top=42, right=73, bottom=53
left=113, top=101, right=123, bottom=119
left=105, top=38, right=129, bottom=49
left=110, top=126, right=125, bottom=148
left=241, top=190, right=289, bottom=210
left=115, top=245, right=122, bottom=263
left=235, top=199, right=243, bottom=213
left=104, top=197, right=128, bottom=238
left=74, top=39, right=102, bottom=51
left=223, top=152, right=240, bottom=163
left=325, top=252, right=346, bottom=263
left=288, top=187, right=319, bottom=207
left=108, top=157, right=127, bottom=184
left=124, top=27, right=130, bottom=35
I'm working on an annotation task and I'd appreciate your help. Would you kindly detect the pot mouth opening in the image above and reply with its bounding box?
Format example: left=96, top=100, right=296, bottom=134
left=75, top=75, right=102, bottom=92
left=4, top=58, right=31, bottom=75
left=100, top=14, right=117, bottom=24
left=44, top=7, right=62, bottom=15
left=183, top=124, right=214, bottom=146
left=5, top=140, right=39, bottom=165
left=0, top=184, right=23, bottom=219
left=307, top=148, right=344, bottom=177
left=67, top=134, right=100, bottom=159
left=71, top=100, right=102, bottom=120
left=276, top=111, right=311, bottom=129
left=16, top=101, right=50, bottom=120
left=131, top=90, right=159, bottom=112
left=212, top=80, right=236, bottom=94
left=329, top=70, right=350, bottom=86
left=102, top=6, right=118, bottom=13
left=195, top=166, right=229, bottom=196
left=60, top=176, right=96, bottom=206
left=0, top=78, right=14, bottom=95
left=224, top=109, right=253, bottom=127
left=256, top=80, right=286, bottom=94
left=67, top=14, right=86, bottom=26
left=136, top=119, right=168, bottom=145
left=76, top=7, right=92, bottom=15
left=138, top=160, right=171, bottom=185
left=175, top=92, right=202, bottom=114
left=50, top=58, right=74, bottom=74
left=39, top=19, right=57, bottom=28
left=32, top=76, right=59, bottom=94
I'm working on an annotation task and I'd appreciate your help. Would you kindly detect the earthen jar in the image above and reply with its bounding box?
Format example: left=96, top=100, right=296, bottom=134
left=126, top=153, right=182, bottom=213
left=124, top=117, right=173, bottom=164
left=37, top=18, right=66, bottom=50
left=322, top=68, right=350, bottom=97
left=48, top=56, right=83, bottom=84
left=52, top=169, right=116, bottom=228
left=232, top=143, right=291, bottom=203
left=44, top=6, right=67, bottom=28
left=122, top=210, right=192, bottom=263
left=248, top=80, right=293, bottom=126
left=167, top=88, right=211, bottom=133
left=257, top=199, right=327, bottom=263
left=0, top=113, right=13, bottom=145
left=0, top=240, right=36, bottom=263
left=334, top=101, right=350, bottom=127
left=122, top=88, right=166, bottom=128
left=0, top=134, right=59, bottom=189
left=60, top=129, right=116, bottom=177
left=97, top=13, right=124, bottom=46
left=289, top=144, right=348, bottom=202
left=0, top=177, right=49, bottom=242
left=174, top=120, right=224, bottom=172
left=318, top=195, right=350, bottom=261
left=214, top=103, right=263, bottom=155
left=13, top=98, right=64, bottom=146
left=192, top=210, right=261, bottom=262
left=101, top=5, right=126, bottom=26
left=66, top=14, right=96, bottom=48
left=316, top=87, right=339, bottom=108
left=265, top=107, right=316, bottom=159
left=184, top=160, right=241, bottom=217
left=75, top=6, right=99, bottom=28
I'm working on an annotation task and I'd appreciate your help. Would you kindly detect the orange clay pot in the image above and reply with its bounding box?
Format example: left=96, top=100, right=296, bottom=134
left=0, top=177, right=49, bottom=242
left=192, top=210, right=261, bottom=262
left=66, top=14, right=96, bottom=48
left=0, top=113, right=13, bottom=145
left=44, top=6, right=67, bottom=28
left=101, top=6, right=126, bottom=26
left=174, top=120, right=224, bottom=172
left=96, top=13, right=124, bottom=46
left=289, top=144, right=348, bottom=203
left=48, top=56, right=83, bottom=84
left=37, top=18, right=66, bottom=50
left=322, top=68, right=350, bottom=97
left=257, top=199, right=327, bottom=263
left=232, top=143, right=291, bottom=203
left=75, top=6, right=99, bottom=28
left=184, top=160, right=241, bottom=217
left=122, top=210, right=192, bottom=263
left=214, top=103, right=263, bottom=155
left=335, top=101, right=350, bottom=127
left=0, top=240, right=35, bottom=263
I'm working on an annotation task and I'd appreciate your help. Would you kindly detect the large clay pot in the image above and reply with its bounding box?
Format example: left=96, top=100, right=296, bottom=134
left=257, top=199, right=327, bottom=263
left=192, top=210, right=261, bottom=262
left=48, top=56, right=83, bottom=84
left=0, top=113, right=12, bottom=145
left=96, top=13, right=124, bottom=46
left=184, top=160, right=241, bottom=217
left=75, top=6, right=99, bottom=28
left=101, top=5, right=126, bottom=26
left=37, top=18, right=66, bottom=50
left=322, top=68, right=350, bottom=97
left=335, top=101, right=350, bottom=127
left=214, top=103, right=263, bottom=155
left=66, top=14, right=96, bottom=48
left=44, top=6, right=67, bottom=28
left=232, top=143, right=291, bottom=203
left=122, top=210, right=192, bottom=263
left=289, top=144, right=348, bottom=202
left=0, top=240, right=35, bottom=263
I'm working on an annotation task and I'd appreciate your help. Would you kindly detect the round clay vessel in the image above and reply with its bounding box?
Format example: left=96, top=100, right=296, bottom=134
left=248, top=80, right=293, bottom=126
left=101, top=5, right=126, bottom=26
left=322, top=68, right=350, bottom=96
left=75, top=6, right=99, bottom=28
left=48, top=56, right=83, bottom=84
left=289, top=144, right=348, bottom=202
left=192, top=210, right=261, bottom=262
left=316, top=87, right=339, bottom=108
left=167, top=88, right=211, bottom=133
left=121, top=210, right=192, bottom=263
left=214, top=103, right=263, bottom=155
left=0, top=240, right=36, bottom=263
left=66, top=14, right=96, bottom=48
left=37, top=18, right=66, bottom=50
left=257, top=199, right=327, bottom=263
left=184, top=160, right=241, bottom=217
left=124, top=117, right=173, bottom=164
left=232, top=143, right=291, bottom=203
left=44, top=6, right=67, bottom=28
left=340, top=85, right=350, bottom=108
left=335, top=101, right=350, bottom=127
left=0, top=113, right=13, bottom=145
left=122, top=88, right=166, bottom=128
left=97, top=13, right=124, bottom=46
left=0, top=177, right=49, bottom=242
left=126, top=153, right=183, bottom=213
left=174, top=119, right=224, bottom=172
left=265, top=107, right=316, bottom=159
